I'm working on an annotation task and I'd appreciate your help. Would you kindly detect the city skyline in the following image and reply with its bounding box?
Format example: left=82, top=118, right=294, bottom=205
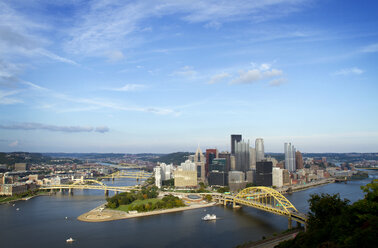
left=1, top=1, right=378, bottom=153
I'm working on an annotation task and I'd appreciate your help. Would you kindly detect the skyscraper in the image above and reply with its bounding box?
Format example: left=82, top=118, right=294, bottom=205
left=235, top=140, right=250, bottom=172
left=284, top=143, right=296, bottom=172
left=205, top=149, right=218, bottom=176
left=256, top=161, right=272, bottom=186
left=219, top=152, right=231, bottom=171
left=231, top=134, right=242, bottom=155
left=249, top=147, right=256, bottom=170
left=295, top=150, right=304, bottom=170
left=255, top=138, right=265, bottom=162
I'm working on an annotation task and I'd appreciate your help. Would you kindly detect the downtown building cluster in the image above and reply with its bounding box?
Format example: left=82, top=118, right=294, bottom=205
left=154, top=134, right=311, bottom=191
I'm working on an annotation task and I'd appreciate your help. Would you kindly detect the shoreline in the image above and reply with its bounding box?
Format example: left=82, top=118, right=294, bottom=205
left=0, top=192, right=51, bottom=205
left=77, top=202, right=218, bottom=222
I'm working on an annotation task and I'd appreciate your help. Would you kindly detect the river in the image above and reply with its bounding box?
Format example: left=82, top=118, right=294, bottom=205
left=0, top=170, right=376, bottom=248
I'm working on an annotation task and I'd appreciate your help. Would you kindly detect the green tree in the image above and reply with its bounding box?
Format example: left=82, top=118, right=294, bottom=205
left=277, top=179, right=378, bottom=248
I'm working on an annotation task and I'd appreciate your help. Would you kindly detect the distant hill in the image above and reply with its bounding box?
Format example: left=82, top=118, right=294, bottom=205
left=0, top=152, right=51, bottom=165
left=42, top=153, right=125, bottom=160
left=148, top=152, right=193, bottom=165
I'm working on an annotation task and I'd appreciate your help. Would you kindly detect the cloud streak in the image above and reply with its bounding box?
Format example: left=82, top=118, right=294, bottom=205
left=0, top=122, right=110, bottom=133
left=230, top=66, right=284, bottom=85
left=109, top=84, right=146, bottom=92
left=333, top=67, right=364, bottom=76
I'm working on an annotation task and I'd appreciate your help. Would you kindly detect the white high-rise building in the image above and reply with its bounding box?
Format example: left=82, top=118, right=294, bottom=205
left=159, top=163, right=174, bottom=180
left=178, top=160, right=196, bottom=171
left=284, top=143, right=296, bottom=172
left=272, top=167, right=284, bottom=187
left=255, top=138, right=265, bottom=162
left=154, top=166, right=162, bottom=188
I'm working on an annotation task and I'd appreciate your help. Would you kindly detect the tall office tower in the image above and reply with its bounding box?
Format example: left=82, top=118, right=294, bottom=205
left=230, top=155, right=236, bottom=170
left=219, top=152, right=231, bottom=171
left=249, top=147, right=256, bottom=170
left=154, top=166, right=162, bottom=188
left=295, top=151, right=304, bottom=170
left=194, top=145, right=205, bottom=163
left=256, top=161, right=273, bottom=186
left=255, top=138, right=265, bottom=162
left=284, top=143, right=296, bottom=172
left=205, top=149, right=218, bottom=176
left=194, top=145, right=206, bottom=182
left=235, top=140, right=250, bottom=172
left=231, top=134, right=242, bottom=155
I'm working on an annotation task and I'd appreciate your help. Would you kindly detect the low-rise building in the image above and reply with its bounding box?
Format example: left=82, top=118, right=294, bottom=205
left=174, top=169, right=197, bottom=188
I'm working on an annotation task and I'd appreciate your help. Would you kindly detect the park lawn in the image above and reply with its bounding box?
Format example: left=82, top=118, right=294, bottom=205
left=117, top=198, right=161, bottom=212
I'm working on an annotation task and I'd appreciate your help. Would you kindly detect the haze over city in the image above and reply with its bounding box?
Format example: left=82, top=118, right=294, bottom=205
left=1, top=0, right=378, bottom=153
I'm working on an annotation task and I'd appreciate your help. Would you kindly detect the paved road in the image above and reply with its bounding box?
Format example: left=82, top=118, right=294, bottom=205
left=248, top=232, right=298, bottom=248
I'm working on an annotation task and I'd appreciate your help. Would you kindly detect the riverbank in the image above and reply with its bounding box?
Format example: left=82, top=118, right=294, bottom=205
left=277, top=179, right=335, bottom=194
left=78, top=201, right=218, bottom=222
left=0, top=191, right=51, bottom=204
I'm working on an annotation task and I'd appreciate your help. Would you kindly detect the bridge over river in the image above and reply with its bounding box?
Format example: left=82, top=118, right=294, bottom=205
left=211, top=186, right=308, bottom=229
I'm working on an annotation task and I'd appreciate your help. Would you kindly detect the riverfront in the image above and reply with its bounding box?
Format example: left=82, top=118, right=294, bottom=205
left=0, top=172, right=376, bottom=248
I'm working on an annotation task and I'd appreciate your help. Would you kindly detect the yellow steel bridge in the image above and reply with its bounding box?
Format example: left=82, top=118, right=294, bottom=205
left=41, top=179, right=141, bottom=196
left=98, top=170, right=152, bottom=180
left=216, top=186, right=308, bottom=228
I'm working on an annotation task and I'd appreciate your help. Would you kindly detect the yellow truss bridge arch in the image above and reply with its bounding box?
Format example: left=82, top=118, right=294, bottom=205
left=221, top=186, right=308, bottom=228
left=72, top=179, right=106, bottom=187
left=99, top=170, right=152, bottom=180
left=41, top=179, right=140, bottom=196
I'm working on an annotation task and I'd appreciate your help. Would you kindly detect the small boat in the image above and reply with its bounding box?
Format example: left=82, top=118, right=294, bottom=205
left=16, top=208, right=19, bottom=211
left=202, top=214, right=216, bottom=221
left=65, top=217, right=68, bottom=219
left=66, top=238, right=75, bottom=243
left=12, top=204, right=15, bottom=206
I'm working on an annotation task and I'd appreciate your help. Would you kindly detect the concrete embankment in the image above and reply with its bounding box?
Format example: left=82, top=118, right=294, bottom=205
left=77, top=202, right=218, bottom=222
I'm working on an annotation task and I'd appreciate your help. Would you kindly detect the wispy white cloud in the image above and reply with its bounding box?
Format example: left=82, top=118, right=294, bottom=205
left=0, top=90, right=22, bottom=105
left=105, top=50, right=125, bottom=62
left=8, top=140, right=19, bottom=147
left=361, top=43, right=378, bottom=53
left=0, top=122, right=109, bottom=133
left=231, top=69, right=262, bottom=84
left=63, top=0, right=310, bottom=58
left=109, top=84, right=146, bottom=92
left=230, top=65, right=284, bottom=85
left=269, top=78, right=287, bottom=87
left=24, top=82, right=176, bottom=115
left=0, top=2, right=78, bottom=65
left=333, top=67, right=364, bottom=76
left=172, top=66, right=197, bottom=78
left=208, top=72, right=230, bottom=84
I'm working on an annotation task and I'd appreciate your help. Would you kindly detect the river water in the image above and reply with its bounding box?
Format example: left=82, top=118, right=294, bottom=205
left=1, top=170, right=376, bottom=248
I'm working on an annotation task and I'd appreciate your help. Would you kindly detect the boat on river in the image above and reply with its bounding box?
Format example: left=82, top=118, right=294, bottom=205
left=202, top=214, right=216, bottom=221
left=66, top=238, right=75, bottom=243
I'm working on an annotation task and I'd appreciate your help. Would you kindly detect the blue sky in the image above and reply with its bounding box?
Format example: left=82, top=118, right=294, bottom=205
left=0, top=0, right=377, bottom=153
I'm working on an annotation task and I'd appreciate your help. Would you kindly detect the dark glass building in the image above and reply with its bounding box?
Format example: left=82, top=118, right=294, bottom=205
left=218, top=152, right=231, bottom=171
left=205, top=149, right=217, bottom=176
left=256, top=161, right=272, bottom=186
left=231, top=134, right=242, bottom=155
left=208, top=171, right=228, bottom=186
left=209, top=158, right=226, bottom=172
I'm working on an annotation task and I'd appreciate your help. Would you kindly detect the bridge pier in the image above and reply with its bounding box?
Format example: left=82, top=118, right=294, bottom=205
left=104, top=190, right=109, bottom=196
left=59, top=188, right=62, bottom=192
left=288, top=217, right=292, bottom=229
